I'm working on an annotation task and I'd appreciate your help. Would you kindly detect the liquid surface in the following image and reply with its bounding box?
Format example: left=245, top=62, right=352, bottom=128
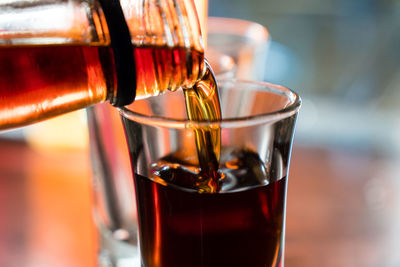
left=135, top=149, right=286, bottom=267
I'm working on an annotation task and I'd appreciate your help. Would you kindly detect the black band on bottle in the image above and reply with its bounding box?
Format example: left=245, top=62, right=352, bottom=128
left=98, top=0, right=136, bottom=107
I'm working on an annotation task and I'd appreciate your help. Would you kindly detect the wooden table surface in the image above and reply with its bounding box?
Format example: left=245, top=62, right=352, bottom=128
left=0, top=138, right=400, bottom=267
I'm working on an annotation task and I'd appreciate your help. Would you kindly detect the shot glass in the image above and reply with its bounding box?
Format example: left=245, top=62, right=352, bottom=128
left=120, top=80, right=301, bottom=267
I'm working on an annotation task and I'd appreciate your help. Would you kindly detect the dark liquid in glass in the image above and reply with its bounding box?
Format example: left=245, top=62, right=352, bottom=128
left=134, top=150, right=286, bottom=267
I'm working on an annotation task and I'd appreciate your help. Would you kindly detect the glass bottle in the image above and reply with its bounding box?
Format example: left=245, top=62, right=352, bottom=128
left=0, top=0, right=204, bottom=130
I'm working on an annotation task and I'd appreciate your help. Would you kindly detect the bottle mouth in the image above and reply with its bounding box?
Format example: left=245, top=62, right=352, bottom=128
left=120, top=79, right=301, bottom=129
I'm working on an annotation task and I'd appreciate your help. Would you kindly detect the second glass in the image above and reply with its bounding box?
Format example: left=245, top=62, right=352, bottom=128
left=120, top=80, right=300, bottom=267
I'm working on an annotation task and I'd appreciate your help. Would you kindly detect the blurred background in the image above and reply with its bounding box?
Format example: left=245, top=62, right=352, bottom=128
left=1, top=0, right=400, bottom=266
left=210, top=0, right=400, bottom=155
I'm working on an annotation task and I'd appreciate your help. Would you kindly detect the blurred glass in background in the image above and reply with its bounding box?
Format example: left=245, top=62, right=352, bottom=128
left=209, top=0, right=400, bottom=155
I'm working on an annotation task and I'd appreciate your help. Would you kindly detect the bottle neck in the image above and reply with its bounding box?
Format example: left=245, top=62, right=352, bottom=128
left=99, top=0, right=206, bottom=106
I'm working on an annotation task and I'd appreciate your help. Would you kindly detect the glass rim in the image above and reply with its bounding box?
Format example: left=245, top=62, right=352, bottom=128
left=119, top=79, right=301, bottom=129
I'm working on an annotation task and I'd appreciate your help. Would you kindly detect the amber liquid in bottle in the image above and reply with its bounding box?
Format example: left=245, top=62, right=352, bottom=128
left=0, top=43, right=205, bottom=130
